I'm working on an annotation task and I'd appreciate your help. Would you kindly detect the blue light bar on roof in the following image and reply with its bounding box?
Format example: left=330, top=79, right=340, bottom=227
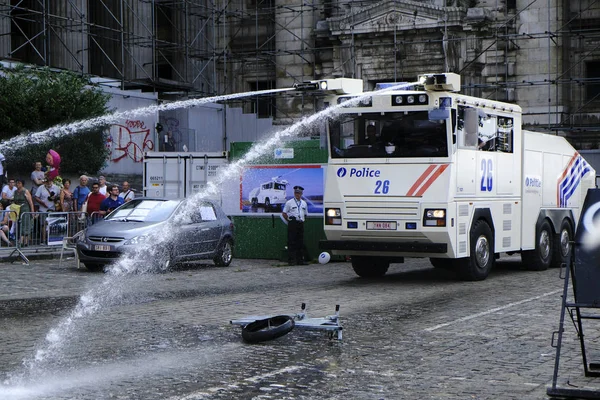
left=375, top=82, right=414, bottom=91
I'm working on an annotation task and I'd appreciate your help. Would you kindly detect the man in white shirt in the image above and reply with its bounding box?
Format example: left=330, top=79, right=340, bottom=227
left=35, top=179, right=60, bottom=213
left=98, top=175, right=108, bottom=196
left=1, top=178, right=17, bottom=207
left=282, top=185, right=308, bottom=265
left=119, top=181, right=135, bottom=202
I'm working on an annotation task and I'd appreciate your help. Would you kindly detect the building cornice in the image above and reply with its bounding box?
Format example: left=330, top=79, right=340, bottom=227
left=327, top=0, right=466, bottom=36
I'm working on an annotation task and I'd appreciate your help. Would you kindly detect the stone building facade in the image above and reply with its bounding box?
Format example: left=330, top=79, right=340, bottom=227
left=1, top=0, right=599, bottom=147
left=222, top=0, right=600, bottom=148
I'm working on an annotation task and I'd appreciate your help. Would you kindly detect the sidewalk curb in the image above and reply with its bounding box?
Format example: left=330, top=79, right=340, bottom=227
left=0, top=248, right=73, bottom=263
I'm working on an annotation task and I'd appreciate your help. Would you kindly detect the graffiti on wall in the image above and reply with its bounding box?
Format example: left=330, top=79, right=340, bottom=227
left=108, top=120, right=155, bottom=163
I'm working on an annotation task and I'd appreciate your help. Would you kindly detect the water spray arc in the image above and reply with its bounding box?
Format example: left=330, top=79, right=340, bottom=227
left=0, top=87, right=295, bottom=153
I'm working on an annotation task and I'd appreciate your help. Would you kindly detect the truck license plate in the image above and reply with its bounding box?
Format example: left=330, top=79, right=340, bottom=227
left=367, top=221, right=397, bottom=230
left=94, top=245, right=111, bottom=251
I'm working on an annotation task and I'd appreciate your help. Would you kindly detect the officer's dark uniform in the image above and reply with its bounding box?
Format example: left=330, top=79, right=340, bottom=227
left=283, top=186, right=308, bottom=265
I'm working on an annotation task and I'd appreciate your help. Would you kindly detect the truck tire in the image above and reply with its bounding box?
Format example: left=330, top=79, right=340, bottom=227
left=251, top=197, right=258, bottom=207
left=241, top=315, right=295, bottom=343
left=351, top=256, right=389, bottom=278
left=457, top=220, right=494, bottom=281
left=264, top=198, right=271, bottom=208
left=522, top=219, right=553, bottom=271
left=213, top=238, right=233, bottom=267
left=551, top=219, right=573, bottom=268
left=430, top=258, right=454, bottom=269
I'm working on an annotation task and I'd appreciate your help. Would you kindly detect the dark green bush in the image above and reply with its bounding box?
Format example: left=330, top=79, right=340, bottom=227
left=0, top=65, right=111, bottom=175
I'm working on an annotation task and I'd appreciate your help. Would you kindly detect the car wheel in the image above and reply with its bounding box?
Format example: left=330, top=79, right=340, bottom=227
left=157, top=247, right=173, bottom=272
left=84, top=263, right=104, bottom=272
left=214, top=239, right=233, bottom=267
left=241, top=315, right=295, bottom=344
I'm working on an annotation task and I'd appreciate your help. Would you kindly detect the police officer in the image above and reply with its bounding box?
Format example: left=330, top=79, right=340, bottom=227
left=282, top=185, right=308, bottom=265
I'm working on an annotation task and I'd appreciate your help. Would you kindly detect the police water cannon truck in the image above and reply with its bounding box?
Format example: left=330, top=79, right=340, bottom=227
left=306, top=72, right=595, bottom=281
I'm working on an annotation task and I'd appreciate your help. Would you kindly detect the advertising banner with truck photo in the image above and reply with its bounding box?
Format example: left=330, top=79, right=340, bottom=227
left=239, top=165, right=324, bottom=214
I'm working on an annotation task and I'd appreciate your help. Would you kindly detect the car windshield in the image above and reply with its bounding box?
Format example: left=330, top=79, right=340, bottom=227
left=106, top=199, right=180, bottom=222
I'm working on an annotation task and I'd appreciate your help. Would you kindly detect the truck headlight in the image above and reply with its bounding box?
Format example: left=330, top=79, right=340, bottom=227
left=423, top=209, right=446, bottom=227
left=325, top=208, right=342, bottom=225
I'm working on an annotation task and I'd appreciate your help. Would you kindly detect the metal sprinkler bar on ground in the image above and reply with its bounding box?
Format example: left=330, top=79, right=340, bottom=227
left=231, top=303, right=343, bottom=342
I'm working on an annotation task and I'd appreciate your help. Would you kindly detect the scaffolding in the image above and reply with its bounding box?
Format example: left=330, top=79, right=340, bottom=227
left=0, top=0, right=599, bottom=147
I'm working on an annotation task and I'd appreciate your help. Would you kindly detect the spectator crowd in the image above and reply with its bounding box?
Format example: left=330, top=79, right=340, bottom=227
left=0, top=151, right=136, bottom=247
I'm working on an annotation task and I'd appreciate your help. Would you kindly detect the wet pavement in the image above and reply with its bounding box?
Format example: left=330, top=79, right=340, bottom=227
left=0, top=256, right=599, bottom=399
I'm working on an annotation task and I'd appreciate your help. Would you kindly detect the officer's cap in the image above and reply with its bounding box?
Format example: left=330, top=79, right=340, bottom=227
left=293, top=186, right=304, bottom=193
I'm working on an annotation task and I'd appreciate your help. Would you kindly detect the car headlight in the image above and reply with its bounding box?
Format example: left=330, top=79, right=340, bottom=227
left=325, top=208, right=342, bottom=225
left=124, top=234, right=150, bottom=245
left=423, top=209, right=446, bottom=227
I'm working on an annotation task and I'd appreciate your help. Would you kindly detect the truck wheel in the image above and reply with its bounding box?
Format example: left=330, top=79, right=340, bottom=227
left=522, top=219, right=553, bottom=271
left=351, top=256, right=389, bottom=278
left=84, top=263, right=104, bottom=272
left=264, top=198, right=271, bottom=208
left=457, top=220, right=494, bottom=281
left=241, top=315, right=295, bottom=343
left=213, top=239, right=233, bottom=267
left=551, top=219, right=573, bottom=268
left=430, top=258, right=454, bottom=269
left=251, top=198, right=258, bottom=207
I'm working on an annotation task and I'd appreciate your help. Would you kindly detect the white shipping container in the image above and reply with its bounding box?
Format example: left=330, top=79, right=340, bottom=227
left=143, top=152, right=228, bottom=202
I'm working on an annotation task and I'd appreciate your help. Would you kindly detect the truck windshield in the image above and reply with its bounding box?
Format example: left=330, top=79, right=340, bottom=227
left=329, top=111, right=448, bottom=159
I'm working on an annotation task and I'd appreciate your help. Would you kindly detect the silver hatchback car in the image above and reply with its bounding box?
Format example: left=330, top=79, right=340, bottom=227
left=74, top=198, right=234, bottom=272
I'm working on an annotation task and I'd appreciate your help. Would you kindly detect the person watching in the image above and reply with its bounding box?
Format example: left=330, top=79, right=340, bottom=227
left=30, top=161, right=44, bottom=197
left=34, top=178, right=59, bottom=213
left=100, top=184, right=124, bottom=216
left=119, top=181, right=135, bottom=203
left=73, top=175, right=91, bottom=213
left=86, top=182, right=106, bottom=217
left=1, top=178, right=17, bottom=207
left=97, top=175, right=108, bottom=196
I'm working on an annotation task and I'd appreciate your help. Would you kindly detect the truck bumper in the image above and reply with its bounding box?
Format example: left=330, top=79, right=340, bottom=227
left=319, top=240, right=447, bottom=253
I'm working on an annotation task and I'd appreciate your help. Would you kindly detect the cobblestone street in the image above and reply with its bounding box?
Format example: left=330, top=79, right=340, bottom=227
left=0, top=256, right=598, bottom=399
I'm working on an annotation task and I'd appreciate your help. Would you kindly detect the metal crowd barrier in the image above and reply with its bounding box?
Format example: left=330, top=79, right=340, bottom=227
left=15, top=211, right=91, bottom=248
left=1, top=209, right=110, bottom=264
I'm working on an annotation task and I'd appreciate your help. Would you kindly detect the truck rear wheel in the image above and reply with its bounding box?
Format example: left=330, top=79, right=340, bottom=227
left=351, top=256, right=389, bottom=278
left=551, top=219, right=572, bottom=268
left=522, top=219, right=553, bottom=271
left=457, top=220, right=494, bottom=281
